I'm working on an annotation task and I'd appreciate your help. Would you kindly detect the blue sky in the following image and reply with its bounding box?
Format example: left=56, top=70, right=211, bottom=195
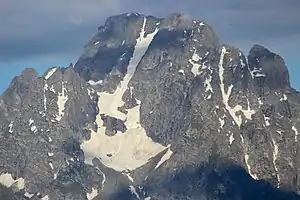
left=0, top=1, right=299, bottom=93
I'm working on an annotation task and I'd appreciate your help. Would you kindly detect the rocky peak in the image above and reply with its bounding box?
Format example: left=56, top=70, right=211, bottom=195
left=75, top=13, right=221, bottom=82
left=248, top=44, right=291, bottom=90
left=1, top=13, right=300, bottom=200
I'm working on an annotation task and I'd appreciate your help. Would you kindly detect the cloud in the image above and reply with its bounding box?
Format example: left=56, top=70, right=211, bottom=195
left=0, top=0, right=299, bottom=62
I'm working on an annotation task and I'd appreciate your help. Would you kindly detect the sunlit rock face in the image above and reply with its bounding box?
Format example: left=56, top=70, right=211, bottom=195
left=0, top=13, right=300, bottom=200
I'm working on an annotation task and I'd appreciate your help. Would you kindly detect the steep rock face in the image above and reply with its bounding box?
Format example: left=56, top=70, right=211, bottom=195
left=0, top=13, right=300, bottom=200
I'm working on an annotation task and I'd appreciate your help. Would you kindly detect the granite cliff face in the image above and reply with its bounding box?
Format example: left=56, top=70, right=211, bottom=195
left=0, top=13, right=300, bottom=200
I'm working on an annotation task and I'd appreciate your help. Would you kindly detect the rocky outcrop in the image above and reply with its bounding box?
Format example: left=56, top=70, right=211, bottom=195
left=0, top=13, right=300, bottom=200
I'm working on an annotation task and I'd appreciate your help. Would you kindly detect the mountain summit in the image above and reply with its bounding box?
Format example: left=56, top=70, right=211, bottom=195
left=0, top=13, right=300, bottom=200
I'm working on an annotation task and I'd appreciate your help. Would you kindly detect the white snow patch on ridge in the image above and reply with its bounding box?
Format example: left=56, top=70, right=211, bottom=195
left=0, top=173, right=25, bottom=190
left=81, top=17, right=172, bottom=172
left=44, top=67, right=57, bottom=80
left=218, top=47, right=255, bottom=128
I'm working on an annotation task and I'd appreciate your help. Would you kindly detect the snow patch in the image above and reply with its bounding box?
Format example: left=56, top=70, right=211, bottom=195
left=31, top=125, right=37, bottom=133
left=87, top=188, right=98, bottom=200
left=8, top=121, right=13, bottom=133
left=179, top=69, right=185, bottom=75
left=94, top=41, right=100, bottom=45
left=292, top=126, right=299, bottom=142
left=88, top=80, right=103, bottom=86
left=49, top=162, right=54, bottom=170
left=49, top=85, right=55, bottom=93
left=55, top=82, right=68, bottom=121
left=240, top=58, right=246, bottom=68
left=240, top=134, right=245, bottom=143
left=204, top=75, right=213, bottom=94
left=123, top=172, right=134, bottom=182
left=45, top=68, right=57, bottom=80
left=0, top=173, right=25, bottom=190
left=81, top=17, right=172, bottom=172
left=258, top=97, right=263, bottom=105
left=81, top=97, right=171, bottom=171
left=87, top=88, right=95, bottom=100
left=252, top=68, right=266, bottom=78
left=41, top=195, right=49, bottom=200
left=219, top=116, right=225, bottom=129
left=263, top=115, right=270, bottom=127
left=48, top=136, right=52, bottom=142
left=229, top=132, right=234, bottom=144
left=24, top=192, right=35, bottom=198
left=95, top=167, right=106, bottom=189
left=48, top=152, right=54, bottom=157
left=276, top=130, right=283, bottom=136
left=280, top=94, right=287, bottom=101
left=188, top=51, right=201, bottom=76
left=29, top=118, right=34, bottom=126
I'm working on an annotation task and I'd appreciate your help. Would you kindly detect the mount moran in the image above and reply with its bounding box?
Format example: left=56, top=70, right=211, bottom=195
left=0, top=13, right=300, bottom=200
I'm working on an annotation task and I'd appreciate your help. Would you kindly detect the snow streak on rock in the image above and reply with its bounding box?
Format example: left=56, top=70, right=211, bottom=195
left=244, top=154, right=258, bottom=180
left=218, top=47, right=257, bottom=179
left=271, top=136, right=280, bottom=187
left=154, top=145, right=173, bottom=170
left=129, top=185, right=140, bottom=200
left=293, top=126, right=299, bottom=142
left=218, top=46, right=255, bottom=128
left=8, top=121, right=13, bottom=133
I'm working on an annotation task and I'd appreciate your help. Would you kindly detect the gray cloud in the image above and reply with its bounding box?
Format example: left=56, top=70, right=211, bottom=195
left=0, top=0, right=299, bottom=62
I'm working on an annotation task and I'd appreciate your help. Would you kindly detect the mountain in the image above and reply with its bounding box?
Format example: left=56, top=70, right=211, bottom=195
left=0, top=12, right=300, bottom=200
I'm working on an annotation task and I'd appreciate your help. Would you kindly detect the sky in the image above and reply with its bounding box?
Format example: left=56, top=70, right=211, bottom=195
left=0, top=0, right=299, bottom=93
